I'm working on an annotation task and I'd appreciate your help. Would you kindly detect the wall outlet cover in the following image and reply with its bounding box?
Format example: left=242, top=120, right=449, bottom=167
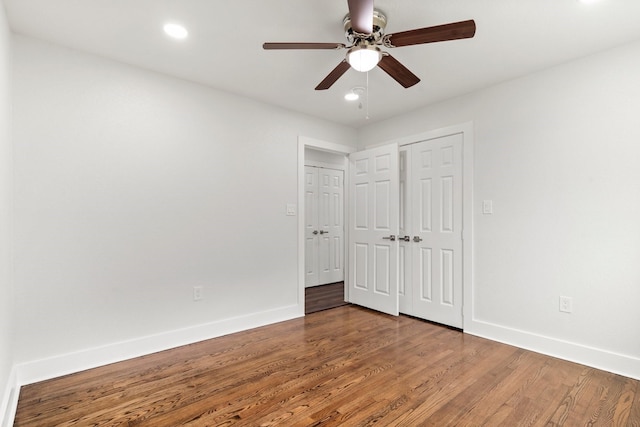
left=559, top=296, right=573, bottom=313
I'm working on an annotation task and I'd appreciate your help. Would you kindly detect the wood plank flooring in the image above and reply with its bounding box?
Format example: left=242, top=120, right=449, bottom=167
left=305, top=282, right=348, bottom=314
left=14, top=305, right=640, bottom=426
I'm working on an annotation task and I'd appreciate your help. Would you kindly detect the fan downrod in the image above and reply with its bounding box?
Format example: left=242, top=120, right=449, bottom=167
left=343, top=9, right=387, bottom=46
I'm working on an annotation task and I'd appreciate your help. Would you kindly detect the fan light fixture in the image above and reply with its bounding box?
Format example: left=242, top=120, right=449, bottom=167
left=346, top=45, right=382, bottom=72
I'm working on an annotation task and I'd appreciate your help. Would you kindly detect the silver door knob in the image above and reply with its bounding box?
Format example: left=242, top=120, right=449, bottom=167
left=399, top=236, right=411, bottom=242
left=312, top=230, right=318, bottom=235
left=319, top=230, right=329, bottom=235
left=382, top=235, right=396, bottom=241
left=413, top=236, right=423, bottom=242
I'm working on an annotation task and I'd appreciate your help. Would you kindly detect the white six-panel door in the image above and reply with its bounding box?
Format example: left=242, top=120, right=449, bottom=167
left=318, top=168, right=345, bottom=284
left=305, top=166, right=344, bottom=287
left=348, top=144, right=399, bottom=316
left=406, top=134, right=463, bottom=328
left=304, top=166, right=320, bottom=287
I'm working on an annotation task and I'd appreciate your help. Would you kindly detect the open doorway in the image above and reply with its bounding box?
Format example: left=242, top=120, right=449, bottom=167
left=298, top=137, right=356, bottom=315
left=304, top=149, right=346, bottom=314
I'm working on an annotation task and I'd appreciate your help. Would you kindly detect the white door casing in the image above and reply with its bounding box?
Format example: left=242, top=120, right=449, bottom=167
left=408, top=133, right=464, bottom=328
left=348, top=144, right=400, bottom=316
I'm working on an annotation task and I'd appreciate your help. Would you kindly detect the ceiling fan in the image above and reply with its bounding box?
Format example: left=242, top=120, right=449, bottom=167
left=263, top=0, right=476, bottom=90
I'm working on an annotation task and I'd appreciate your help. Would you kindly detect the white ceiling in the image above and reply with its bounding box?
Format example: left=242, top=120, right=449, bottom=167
left=5, top=0, right=640, bottom=128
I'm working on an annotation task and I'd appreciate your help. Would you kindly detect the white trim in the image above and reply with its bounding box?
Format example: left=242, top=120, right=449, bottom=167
left=15, top=304, right=301, bottom=387
left=467, top=319, right=640, bottom=380
left=390, top=123, right=473, bottom=148
left=461, top=123, right=475, bottom=331
left=298, top=136, right=355, bottom=309
left=299, top=137, right=356, bottom=156
left=1, top=367, right=18, bottom=427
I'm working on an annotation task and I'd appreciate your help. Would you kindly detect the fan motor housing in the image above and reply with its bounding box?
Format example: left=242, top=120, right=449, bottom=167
left=343, top=10, right=387, bottom=45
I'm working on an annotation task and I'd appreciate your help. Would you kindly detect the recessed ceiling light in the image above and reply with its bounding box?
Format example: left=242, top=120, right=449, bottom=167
left=344, top=92, right=359, bottom=101
left=163, top=23, right=188, bottom=40
left=345, top=87, right=365, bottom=101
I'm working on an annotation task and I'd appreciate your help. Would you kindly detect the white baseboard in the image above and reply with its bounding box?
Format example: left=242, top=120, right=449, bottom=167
left=16, top=304, right=303, bottom=387
left=467, top=319, right=640, bottom=380
left=1, top=366, right=18, bottom=427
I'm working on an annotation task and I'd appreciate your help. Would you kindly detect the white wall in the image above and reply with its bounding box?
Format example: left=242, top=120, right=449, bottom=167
left=358, top=40, right=640, bottom=378
left=12, top=35, right=356, bottom=381
left=304, top=147, right=346, bottom=168
left=0, top=0, right=15, bottom=423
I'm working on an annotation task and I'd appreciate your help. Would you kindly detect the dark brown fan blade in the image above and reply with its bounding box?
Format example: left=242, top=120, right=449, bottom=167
left=263, top=42, right=346, bottom=50
left=377, top=54, right=420, bottom=88
left=315, top=61, right=351, bottom=90
left=347, top=0, right=374, bottom=34
left=385, top=20, right=476, bottom=48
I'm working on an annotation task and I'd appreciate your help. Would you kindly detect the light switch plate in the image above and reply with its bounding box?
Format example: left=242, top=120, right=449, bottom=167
left=286, top=204, right=297, bottom=216
left=482, top=200, right=493, bottom=214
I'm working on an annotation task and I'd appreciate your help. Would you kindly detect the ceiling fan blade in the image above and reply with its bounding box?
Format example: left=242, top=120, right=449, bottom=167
left=315, top=61, right=351, bottom=90
left=263, top=42, right=346, bottom=50
left=385, top=20, right=476, bottom=48
left=347, top=0, right=374, bottom=34
left=377, top=54, right=420, bottom=88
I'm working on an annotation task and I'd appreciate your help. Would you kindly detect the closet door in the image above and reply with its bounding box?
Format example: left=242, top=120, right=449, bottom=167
left=305, top=166, right=345, bottom=287
left=304, top=166, right=320, bottom=287
left=348, top=144, right=399, bottom=316
left=410, top=134, right=463, bottom=328
left=317, top=168, right=345, bottom=284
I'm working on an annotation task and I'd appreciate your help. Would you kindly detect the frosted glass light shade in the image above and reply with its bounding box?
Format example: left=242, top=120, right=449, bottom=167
left=347, top=46, right=382, bottom=72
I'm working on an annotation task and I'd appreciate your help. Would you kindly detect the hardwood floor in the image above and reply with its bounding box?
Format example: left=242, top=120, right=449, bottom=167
left=305, top=282, right=348, bottom=314
left=15, top=305, right=640, bottom=426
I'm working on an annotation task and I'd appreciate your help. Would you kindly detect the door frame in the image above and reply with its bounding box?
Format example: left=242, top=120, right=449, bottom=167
left=298, top=136, right=356, bottom=314
left=386, top=122, right=474, bottom=330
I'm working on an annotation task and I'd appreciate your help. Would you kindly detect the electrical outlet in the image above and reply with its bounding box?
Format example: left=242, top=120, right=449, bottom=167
left=559, top=296, right=572, bottom=313
left=193, top=286, right=203, bottom=301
